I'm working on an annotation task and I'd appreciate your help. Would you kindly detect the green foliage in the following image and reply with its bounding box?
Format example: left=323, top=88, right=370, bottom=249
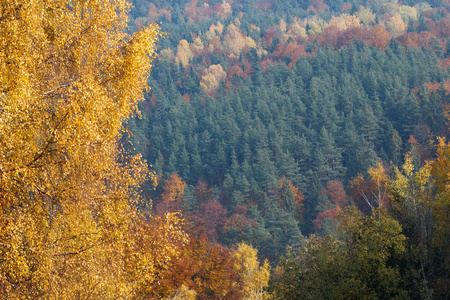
left=271, top=207, right=408, bottom=299
left=126, top=0, right=450, bottom=270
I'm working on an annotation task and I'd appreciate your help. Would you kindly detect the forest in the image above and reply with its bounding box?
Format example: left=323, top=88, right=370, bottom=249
left=0, top=0, right=449, bottom=299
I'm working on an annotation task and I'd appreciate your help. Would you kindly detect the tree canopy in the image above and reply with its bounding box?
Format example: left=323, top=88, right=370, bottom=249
left=0, top=0, right=190, bottom=298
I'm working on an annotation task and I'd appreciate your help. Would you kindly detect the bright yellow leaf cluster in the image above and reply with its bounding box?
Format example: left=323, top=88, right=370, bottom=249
left=233, top=243, right=270, bottom=300
left=0, top=0, right=186, bottom=298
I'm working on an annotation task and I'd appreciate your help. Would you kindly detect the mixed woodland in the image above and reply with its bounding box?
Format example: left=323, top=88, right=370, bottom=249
left=0, top=0, right=449, bottom=299
left=126, top=0, right=450, bottom=298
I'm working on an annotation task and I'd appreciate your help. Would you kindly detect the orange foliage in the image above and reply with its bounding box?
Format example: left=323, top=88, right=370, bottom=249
left=440, top=57, right=450, bottom=69
left=313, top=206, right=342, bottom=230
left=157, top=173, right=187, bottom=214
left=260, top=58, right=272, bottom=72
left=223, top=214, right=256, bottom=239
left=313, top=180, right=348, bottom=230
left=146, top=232, right=242, bottom=299
left=425, top=18, right=438, bottom=35
left=188, top=242, right=241, bottom=298
left=369, top=25, right=392, bottom=49
left=213, top=1, right=232, bottom=19
left=341, top=26, right=371, bottom=47
left=147, top=3, right=172, bottom=22
left=227, top=64, right=244, bottom=80
left=317, top=26, right=371, bottom=49
left=397, top=32, right=421, bottom=48
left=408, top=134, right=435, bottom=162
left=435, top=19, right=450, bottom=39
left=147, top=3, right=159, bottom=21
left=349, top=163, right=391, bottom=215
left=149, top=93, right=157, bottom=106
left=397, top=31, right=436, bottom=49
left=194, top=179, right=214, bottom=204
left=256, top=1, right=272, bottom=12
left=264, top=26, right=281, bottom=49
left=270, top=42, right=308, bottom=67
left=131, top=214, right=188, bottom=295
left=183, top=93, right=191, bottom=103
left=423, top=81, right=441, bottom=94
left=162, top=173, right=187, bottom=204
left=184, top=0, right=214, bottom=23
left=444, top=80, right=450, bottom=95
left=184, top=0, right=199, bottom=21
left=317, top=25, right=341, bottom=47
left=243, top=59, right=252, bottom=78
left=311, top=0, right=327, bottom=13
left=193, top=200, right=227, bottom=241
left=279, top=177, right=305, bottom=221
left=341, top=3, right=352, bottom=12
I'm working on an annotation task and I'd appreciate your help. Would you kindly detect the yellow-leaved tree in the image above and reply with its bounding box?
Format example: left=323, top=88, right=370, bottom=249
left=233, top=243, right=270, bottom=300
left=0, top=0, right=187, bottom=298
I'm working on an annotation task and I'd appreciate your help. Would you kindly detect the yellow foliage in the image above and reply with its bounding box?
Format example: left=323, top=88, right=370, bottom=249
left=288, top=17, right=308, bottom=39
left=368, top=161, right=389, bottom=189
left=165, top=285, right=197, bottom=300
left=190, top=36, right=204, bottom=54
left=356, top=7, right=376, bottom=25
left=0, top=0, right=186, bottom=298
left=396, top=5, right=418, bottom=22
left=221, top=1, right=232, bottom=16
left=279, top=18, right=287, bottom=33
left=200, top=64, right=226, bottom=93
left=306, top=17, right=326, bottom=36
left=210, top=21, right=225, bottom=36
left=245, top=36, right=257, bottom=49
left=162, top=173, right=187, bottom=204
left=204, top=22, right=224, bottom=44
left=431, top=138, right=450, bottom=250
left=234, top=17, right=242, bottom=29
left=233, top=243, right=270, bottom=300
left=385, top=14, right=408, bottom=37
left=391, top=154, right=432, bottom=208
left=328, top=14, right=362, bottom=31
left=176, top=39, right=193, bottom=67
left=256, top=42, right=269, bottom=58
left=224, top=23, right=245, bottom=56
left=223, top=20, right=257, bottom=57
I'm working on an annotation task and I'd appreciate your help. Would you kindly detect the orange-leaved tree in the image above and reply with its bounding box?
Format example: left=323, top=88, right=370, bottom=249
left=0, top=0, right=187, bottom=298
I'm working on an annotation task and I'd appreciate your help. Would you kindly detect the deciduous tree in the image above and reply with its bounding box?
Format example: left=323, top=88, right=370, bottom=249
left=0, top=0, right=186, bottom=298
left=233, top=243, right=270, bottom=300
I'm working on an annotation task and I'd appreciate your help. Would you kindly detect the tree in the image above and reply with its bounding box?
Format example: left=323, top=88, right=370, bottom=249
left=279, top=177, right=304, bottom=222
left=200, top=64, right=227, bottom=94
left=176, top=39, right=194, bottom=67
left=0, top=0, right=186, bottom=298
left=350, top=161, right=390, bottom=214
left=233, top=243, right=270, bottom=300
left=430, top=138, right=450, bottom=298
left=157, top=173, right=187, bottom=214
left=313, top=180, right=348, bottom=232
left=386, top=14, right=408, bottom=37
left=271, top=207, right=407, bottom=299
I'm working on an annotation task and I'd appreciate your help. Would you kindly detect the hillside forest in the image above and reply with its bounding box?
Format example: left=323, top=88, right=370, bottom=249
left=0, top=0, right=449, bottom=299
